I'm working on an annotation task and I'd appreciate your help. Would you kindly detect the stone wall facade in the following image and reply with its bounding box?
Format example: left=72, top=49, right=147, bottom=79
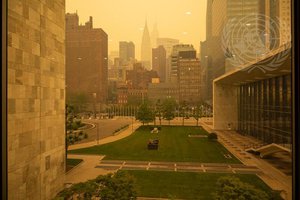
left=7, top=0, right=66, bottom=199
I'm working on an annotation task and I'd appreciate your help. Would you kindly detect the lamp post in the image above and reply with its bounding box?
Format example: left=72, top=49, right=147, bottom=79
left=93, top=92, right=97, bottom=118
left=131, top=115, right=134, bottom=133
left=97, top=123, right=99, bottom=145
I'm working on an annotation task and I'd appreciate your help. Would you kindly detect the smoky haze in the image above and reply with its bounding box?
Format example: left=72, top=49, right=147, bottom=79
left=66, top=0, right=207, bottom=58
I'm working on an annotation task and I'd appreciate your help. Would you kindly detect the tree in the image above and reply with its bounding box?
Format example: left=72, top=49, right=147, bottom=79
left=162, top=98, right=177, bottom=125
left=193, top=104, right=203, bottom=126
left=68, top=92, right=88, bottom=113
left=179, top=101, right=187, bottom=126
left=136, top=102, right=154, bottom=125
left=213, top=176, right=270, bottom=200
left=56, top=171, right=137, bottom=200
left=65, top=104, right=75, bottom=166
left=155, top=99, right=163, bottom=126
left=65, top=104, right=87, bottom=171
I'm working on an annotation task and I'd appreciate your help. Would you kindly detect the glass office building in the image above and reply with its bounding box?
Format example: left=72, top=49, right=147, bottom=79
left=238, top=74, right=292, bottom=147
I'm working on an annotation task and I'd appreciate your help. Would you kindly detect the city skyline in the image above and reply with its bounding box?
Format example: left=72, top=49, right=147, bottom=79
left=66, top=0, right=207, bottom=59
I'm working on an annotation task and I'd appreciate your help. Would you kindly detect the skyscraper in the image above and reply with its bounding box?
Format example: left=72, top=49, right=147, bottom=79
left=119, top=41, right=135, bottom=65
left=66, top=13, right=108, bottom=104
left=170, top=44, right=196, bottom=83
left=141, top=20, right=152, bottom=70
left=156, top=38, right=180, bottom=56
left=178, top=59, right=202, bottom=104
left=152, top=45, right=167, bottom=82
left=151, top=23, right=159, bottom=48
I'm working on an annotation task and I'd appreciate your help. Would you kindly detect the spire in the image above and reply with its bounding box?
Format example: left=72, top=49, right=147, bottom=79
left=141, top=19, right=152, bottom=70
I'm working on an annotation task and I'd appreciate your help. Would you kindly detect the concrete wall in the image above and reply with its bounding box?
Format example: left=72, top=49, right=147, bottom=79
left=7, top=0, right=66, bottom=199
left=213, top=82, right=238, bottom=130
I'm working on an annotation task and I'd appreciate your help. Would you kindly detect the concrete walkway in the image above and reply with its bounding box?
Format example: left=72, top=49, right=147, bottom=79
left=68, top=122, right=141, bottom=150
left=199, top=118, right=292, bottom=200
left=96, top=160, right=261, bottom=174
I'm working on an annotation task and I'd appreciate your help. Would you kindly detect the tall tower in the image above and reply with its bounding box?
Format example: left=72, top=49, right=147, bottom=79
left=141, top=20, right=152, bottom=70
left=151, top=23, right=159, bottom=48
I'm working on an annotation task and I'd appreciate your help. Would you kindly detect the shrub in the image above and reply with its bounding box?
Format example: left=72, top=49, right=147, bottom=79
left=78, top=131, right=83, bottom=136
left=56, top=171, right=137, bottom=200
left=208, top=132, right=218, bottom=140
left=84, top=133, right=88, bottom=139
left=74, top=135, right=79, bottom=142
left=213, top=176, right=270, bottom=200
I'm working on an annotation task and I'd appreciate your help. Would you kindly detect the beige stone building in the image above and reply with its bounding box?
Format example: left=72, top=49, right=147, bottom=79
left=7, top=0, right=66, bottom=199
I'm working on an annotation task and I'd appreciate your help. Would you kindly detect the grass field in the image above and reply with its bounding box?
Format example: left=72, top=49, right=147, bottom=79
left=69, top=126, right=240, bottom=163
left=66, top=158, right=83, bottom=172
left=125, top=170, right=281, bottom=200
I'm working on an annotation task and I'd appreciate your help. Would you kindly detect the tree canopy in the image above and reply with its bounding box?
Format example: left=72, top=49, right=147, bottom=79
left=136, top=102, right=154, bottom=125
left=213, top=176, right=270, bottom=200
left=56, top=171, right=137, bottom=200
left=162, top=98, right=177, bottom=124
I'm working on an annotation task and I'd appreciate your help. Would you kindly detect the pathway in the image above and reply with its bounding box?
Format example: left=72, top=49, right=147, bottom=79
left=68, top=122, right=141, bottom=150
left=199, top=118, right=292, bottom=200
left=96, top=160, right=262, bottom=174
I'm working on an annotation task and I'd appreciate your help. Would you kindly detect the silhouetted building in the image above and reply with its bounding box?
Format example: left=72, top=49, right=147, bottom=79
left=148, top=83, right=179, bottom=103
left=141, top=20, right=152, bottom=69
left=178, top=59, right=202, bottom=104
left=170, top=44, right=196, bottom=83
left=152, top=46, right=167, bottom=82
left=119, top=41, right=135, bottom=65
left=126, top=63, right=159, bottom=89
left=151, top=23, right=159, bottom=48
left=66, top=13, right=108, bottom=104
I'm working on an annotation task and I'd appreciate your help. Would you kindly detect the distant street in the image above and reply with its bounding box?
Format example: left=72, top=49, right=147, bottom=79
left=77, top=117, right=134, bottom=144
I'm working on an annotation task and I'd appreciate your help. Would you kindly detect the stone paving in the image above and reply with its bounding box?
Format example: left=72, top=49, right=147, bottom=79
left=96, top=160, right=262, bottom=174
left=199, top=118, right=292, bottom=200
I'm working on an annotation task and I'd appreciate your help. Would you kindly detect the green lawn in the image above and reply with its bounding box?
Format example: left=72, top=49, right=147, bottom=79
left=69, top=126, right=240, bottom=163
left=126, top=170, right=281, bottom=200
left=66, top=158, right=83, bottom=172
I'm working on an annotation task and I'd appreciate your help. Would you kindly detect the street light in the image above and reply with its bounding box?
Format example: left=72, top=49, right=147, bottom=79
left=93, top=93, right=97, bottom=118
left=97, top=123, right=99, bottom=145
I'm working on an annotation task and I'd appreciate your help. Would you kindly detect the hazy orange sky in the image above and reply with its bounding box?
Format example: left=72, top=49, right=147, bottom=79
left=66, top=0, right=207, bottom=59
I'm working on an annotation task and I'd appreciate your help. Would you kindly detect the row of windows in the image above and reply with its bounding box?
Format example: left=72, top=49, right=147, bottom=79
left=238, top=74, right=292, bottom=145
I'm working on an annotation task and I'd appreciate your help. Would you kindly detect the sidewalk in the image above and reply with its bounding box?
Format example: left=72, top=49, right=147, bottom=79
left=68, top=122, right=141, bottom=150
left=199, top=118, right=292, bottom=200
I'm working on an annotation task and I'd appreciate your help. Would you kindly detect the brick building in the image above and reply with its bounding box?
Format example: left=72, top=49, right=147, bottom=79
left=66, top=13, right=108, bottom=103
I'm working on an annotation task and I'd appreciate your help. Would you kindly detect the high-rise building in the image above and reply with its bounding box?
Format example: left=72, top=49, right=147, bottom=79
left=151, top=23, right=159, bottom=48
left=201, top=0, right=270, bottom=104
left=156, top=38, right=180, bottom=56
left=178, top=59, right=202, bottom=104
left=119, top=41, right=135, bottom=65
left=206, top=0, right=213, bottom=40
left=152, top=46, right=167, bottom=82
left=141, top=21, right=152, bottom=70
left=66, top=13, right=108, bottom=104
left=7, top=0, right=66, bottom=199
left=170, top=44, right=196, bottom=83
